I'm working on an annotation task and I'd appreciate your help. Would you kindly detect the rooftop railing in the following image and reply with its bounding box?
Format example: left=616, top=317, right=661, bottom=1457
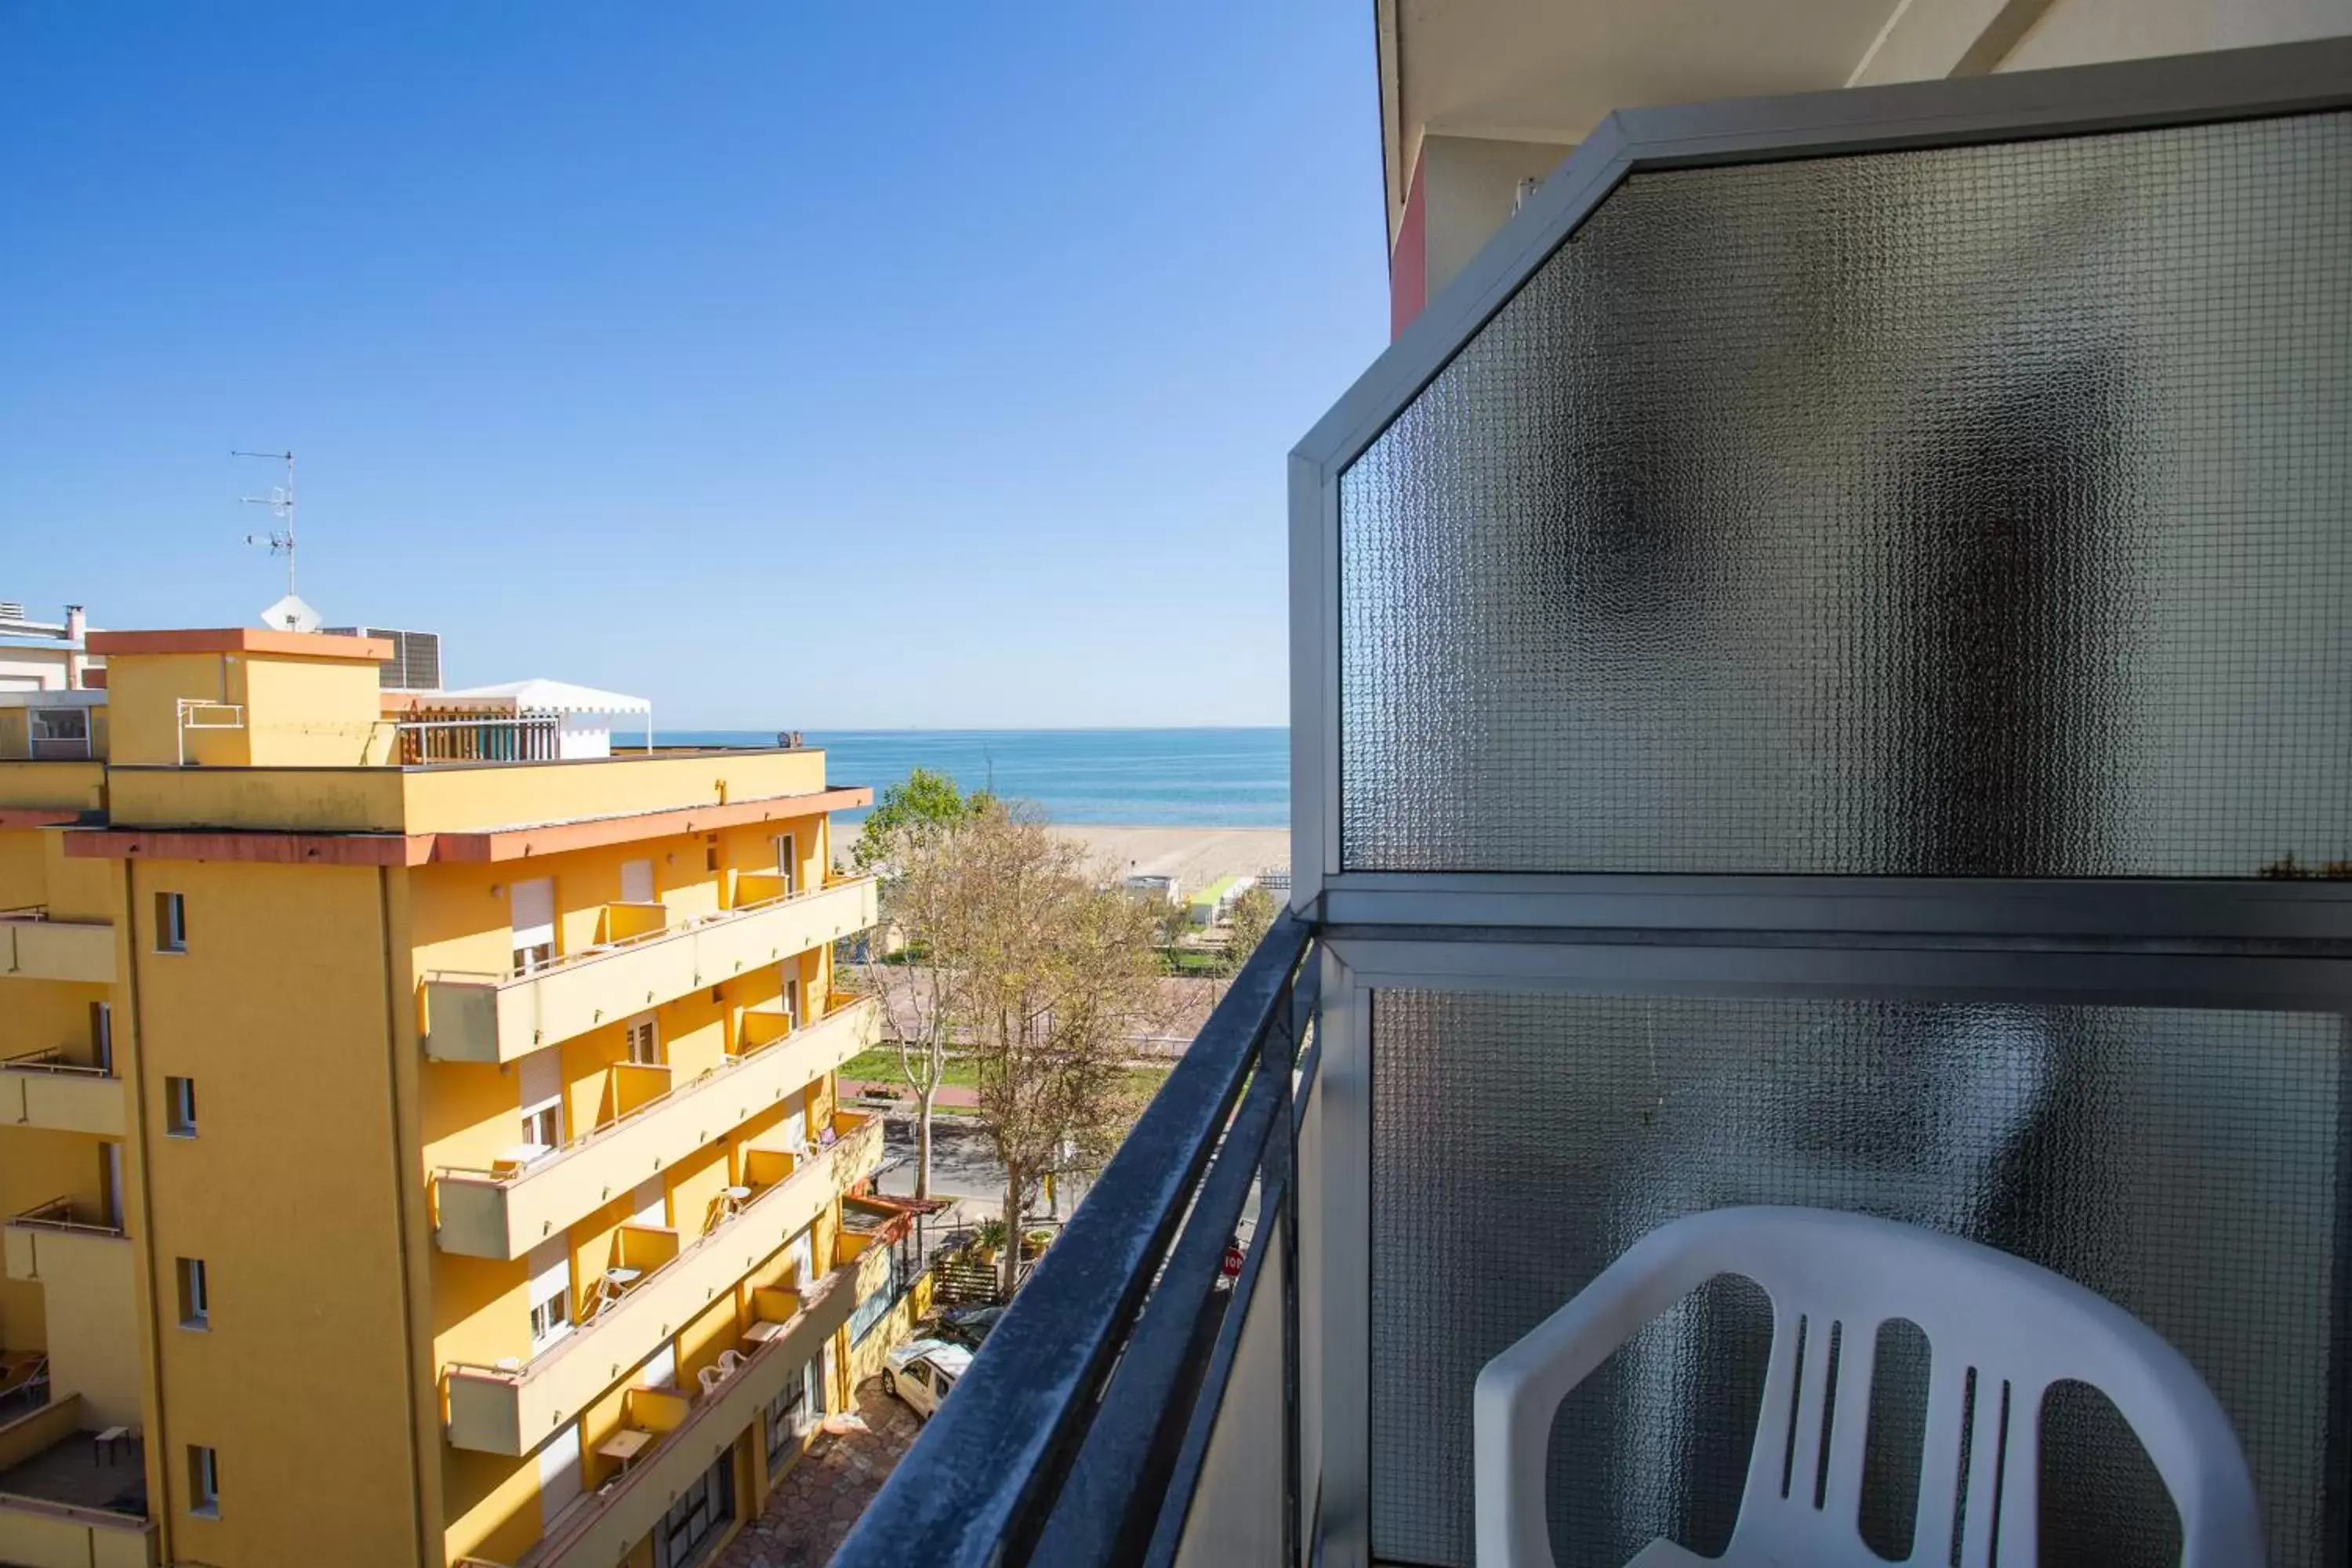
left=394, top=713, right=561, bottom=765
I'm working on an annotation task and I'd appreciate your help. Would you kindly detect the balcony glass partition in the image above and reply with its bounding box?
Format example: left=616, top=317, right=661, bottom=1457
left=1369, top=990, right=2343, bottom=1566
left=1338, top=112, right=2352, bottom=879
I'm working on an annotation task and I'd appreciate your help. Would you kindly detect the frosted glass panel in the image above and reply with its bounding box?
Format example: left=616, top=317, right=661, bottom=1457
left=1367, top=991, right=2343, bottom=1566
left=1338, top=114, right=2352, bottom=875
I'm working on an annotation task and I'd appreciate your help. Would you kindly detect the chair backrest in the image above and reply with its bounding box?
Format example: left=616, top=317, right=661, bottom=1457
left=697, top=1364, right=726, bottom=1396
left=1475, top=1207, right=2262, bottom=1567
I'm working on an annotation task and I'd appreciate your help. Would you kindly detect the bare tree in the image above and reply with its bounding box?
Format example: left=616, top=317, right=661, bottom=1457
left=954, top=805, right=1171, bottom=1294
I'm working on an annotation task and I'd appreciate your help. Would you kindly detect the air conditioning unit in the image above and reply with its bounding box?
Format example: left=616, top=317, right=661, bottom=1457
left=325, top=626, right=444, bottom=691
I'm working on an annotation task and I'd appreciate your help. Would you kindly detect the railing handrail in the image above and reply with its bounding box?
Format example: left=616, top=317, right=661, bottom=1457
left=445, top=1113, right=879, bottom=1385
left=7, top=1197, right=125, bottom=1237
left=0, top=905, right=49, bottom=922
left=0, top=1486, right=154, bottom=1530
left=834, top=910, right=1316, bottom=1568
left=392, top=713, right=564, bottom=732
left=0, top=1047, right=111, bottom=1077
left=423, top=874, right=877, bottom=989
left=436, top=998, right=873, bottom=1186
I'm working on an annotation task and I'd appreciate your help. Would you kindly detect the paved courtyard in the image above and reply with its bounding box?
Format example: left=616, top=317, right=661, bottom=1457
left=717, top=1376, right=921, bottom=1567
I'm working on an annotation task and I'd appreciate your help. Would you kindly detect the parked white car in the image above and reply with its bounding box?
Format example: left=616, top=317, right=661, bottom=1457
left=881, top=1338, right=972, bottom=1421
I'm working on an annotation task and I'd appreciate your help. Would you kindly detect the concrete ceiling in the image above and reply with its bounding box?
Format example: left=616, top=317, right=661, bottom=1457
left=1378, top=0, right=1906, bottom=217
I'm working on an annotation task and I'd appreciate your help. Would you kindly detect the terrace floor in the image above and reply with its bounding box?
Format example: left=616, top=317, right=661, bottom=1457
left=0, top=1428, right=145, bottom=1515
left=716, top=1377, right=920, bottom=1568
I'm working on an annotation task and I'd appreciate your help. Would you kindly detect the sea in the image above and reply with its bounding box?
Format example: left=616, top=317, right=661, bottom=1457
left=657, top=728, right=1290, bottom=829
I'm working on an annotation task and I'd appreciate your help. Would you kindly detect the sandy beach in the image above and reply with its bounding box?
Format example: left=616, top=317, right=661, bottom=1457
left=1051, top=824, right=1289, bottom=894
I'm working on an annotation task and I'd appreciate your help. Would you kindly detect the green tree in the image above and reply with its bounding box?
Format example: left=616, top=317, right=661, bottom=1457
left=848, top=767, right=984, bottom=1199
left=851, top=767, right=982, bottom=873
left=1223, top=883, right=1278, bottom=975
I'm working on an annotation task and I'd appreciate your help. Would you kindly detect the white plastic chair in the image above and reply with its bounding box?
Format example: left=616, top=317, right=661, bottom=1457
left=1473, top=1207, right=2261, bottom=1567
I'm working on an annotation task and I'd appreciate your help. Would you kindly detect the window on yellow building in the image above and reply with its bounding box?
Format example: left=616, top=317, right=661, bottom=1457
left=176, top=1258, right=209, bottom=1328
left=187, top=1446, right=220, bottom=1517
left=165, top=1076, right=197, bottom=1138
left=154, top=892, right=187, bottom=953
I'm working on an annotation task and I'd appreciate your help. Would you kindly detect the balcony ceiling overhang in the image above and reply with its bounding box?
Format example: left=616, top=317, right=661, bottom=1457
left=1377, top=0, right=1906, bottom=230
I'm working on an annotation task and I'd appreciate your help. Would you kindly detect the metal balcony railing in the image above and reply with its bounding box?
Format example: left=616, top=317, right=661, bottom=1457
left=6, top=1198, right=124, bottom=1239
left=837, top=910, right=1318, bottom=1568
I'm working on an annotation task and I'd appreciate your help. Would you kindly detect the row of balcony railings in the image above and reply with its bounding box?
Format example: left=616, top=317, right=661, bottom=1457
left=426, top=873, right=868, bottom=991
left=394, top=712, right=562, bottom=765
left=434, top=993, right=873, bottom=1193
left=443, top=1112, right=881, bottom=1389
left=837, top=910, right=1317, bottom=1568
left=447, top=1236, right=881, bottom=1568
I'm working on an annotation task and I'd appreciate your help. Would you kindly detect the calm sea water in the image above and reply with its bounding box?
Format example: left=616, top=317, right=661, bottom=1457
left=659, top=728, right=1290, bottom=828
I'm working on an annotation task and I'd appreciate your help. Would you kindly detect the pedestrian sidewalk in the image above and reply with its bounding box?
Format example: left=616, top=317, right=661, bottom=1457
left=714, top=1376, right=923, bottom=1568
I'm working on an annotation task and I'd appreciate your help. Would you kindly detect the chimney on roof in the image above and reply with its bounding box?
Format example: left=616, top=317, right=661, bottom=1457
left=64, top=605, right=86, bottom=689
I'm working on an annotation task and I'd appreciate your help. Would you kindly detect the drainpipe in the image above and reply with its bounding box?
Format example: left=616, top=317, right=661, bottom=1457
left=64, top=605, right=85, bottom=689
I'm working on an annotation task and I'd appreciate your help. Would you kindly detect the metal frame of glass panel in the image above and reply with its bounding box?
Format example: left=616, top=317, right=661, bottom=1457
left=1288, top=38, right=2352, bottom=1568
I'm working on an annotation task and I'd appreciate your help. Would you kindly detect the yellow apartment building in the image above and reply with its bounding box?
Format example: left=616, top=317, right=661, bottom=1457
left=0, top=626, right=891, bottom=1568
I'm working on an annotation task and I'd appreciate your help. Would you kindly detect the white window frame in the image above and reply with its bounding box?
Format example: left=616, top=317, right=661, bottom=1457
left=519, top=1096, right=562, bottom=1152
left=527, top=1236, right=574, bottom=1355
left=528, top=1291, right=571, bottom=1350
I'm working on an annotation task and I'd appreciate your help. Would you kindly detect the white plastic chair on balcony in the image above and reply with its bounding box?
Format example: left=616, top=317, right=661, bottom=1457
left=1474, top=1207, right=2261, bottom=1568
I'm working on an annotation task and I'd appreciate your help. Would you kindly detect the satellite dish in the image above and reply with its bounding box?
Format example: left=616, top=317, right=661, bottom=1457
left=260, top=593, right=322, bottom=633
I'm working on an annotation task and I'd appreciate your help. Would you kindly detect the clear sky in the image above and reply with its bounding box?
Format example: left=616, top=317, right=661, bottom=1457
left=0, top=4, right=1388, bottom=728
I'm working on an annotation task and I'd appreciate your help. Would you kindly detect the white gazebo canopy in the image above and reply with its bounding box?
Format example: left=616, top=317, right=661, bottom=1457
left=438, top=678, right=653, bottom=754
left=440, top=678, right=652, bottom=716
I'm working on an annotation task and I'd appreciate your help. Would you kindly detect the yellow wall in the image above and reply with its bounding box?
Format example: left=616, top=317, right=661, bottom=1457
left=401, top=748, right=827, bottom=835
left=39, top=831, right=112, bottom=922
left=0, top=762, right=105, bottom=814
left=103, top=652, right=245, bottom=768
left=0, top=831, right=42, bottom=911
left=237, top=654, right=393, bottom=765
left=103, top=647, right=387, bottom=770
left=126, top=856, right=423, bottom=1566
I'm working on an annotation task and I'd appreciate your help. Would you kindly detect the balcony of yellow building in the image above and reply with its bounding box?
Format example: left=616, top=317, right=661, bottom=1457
left=424, top=876, right=877, bottom=1065
left=453, top=1231, right=889, bottom=1568
left=0, top=1391, right=155, bottom=1568
left=0, top=909, right=114, bottom=985
left=2, top=1200, right=128, bottom=1286
left=435, top=996, right=882, bottom=1259
left=0, top=1048, right=123, bottom=1138
left=444, top=1113, right=884, bottom=1456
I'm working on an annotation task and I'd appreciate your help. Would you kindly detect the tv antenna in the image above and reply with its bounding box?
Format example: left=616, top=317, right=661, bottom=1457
left=234, top=448, right=299, bottom=597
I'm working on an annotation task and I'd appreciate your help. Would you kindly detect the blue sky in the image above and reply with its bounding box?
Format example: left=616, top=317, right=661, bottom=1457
left=0, top=4, right=1387, bottom=728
